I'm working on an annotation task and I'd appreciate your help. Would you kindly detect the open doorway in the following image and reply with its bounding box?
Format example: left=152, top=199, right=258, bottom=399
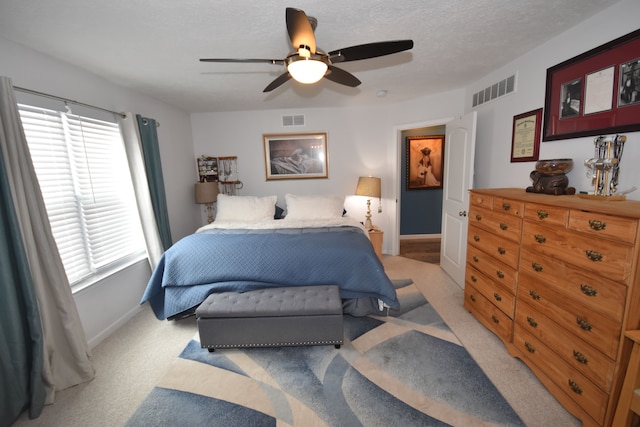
left=397, top=124, right=446, bottom=264
left=393, top=113, right=477, bottom=285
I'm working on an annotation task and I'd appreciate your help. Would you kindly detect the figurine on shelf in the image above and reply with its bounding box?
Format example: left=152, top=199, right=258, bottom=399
left=525, top=158, right=575, bottom=195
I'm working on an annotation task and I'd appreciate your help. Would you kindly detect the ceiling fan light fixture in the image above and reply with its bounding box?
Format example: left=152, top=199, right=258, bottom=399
left=286, top=54, right=328, bottom=84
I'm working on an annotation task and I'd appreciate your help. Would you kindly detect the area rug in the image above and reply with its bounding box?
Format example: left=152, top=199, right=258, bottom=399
left=126, top=281, right=524, bottom=426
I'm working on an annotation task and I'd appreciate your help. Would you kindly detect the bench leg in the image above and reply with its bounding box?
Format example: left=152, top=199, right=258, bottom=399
left=335, top=344, right=341, bottom=349
left=208, top=348, right=215, bottom=353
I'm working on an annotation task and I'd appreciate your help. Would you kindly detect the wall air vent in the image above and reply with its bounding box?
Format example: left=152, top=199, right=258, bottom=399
left=282, top=114, right=305, bottom=127
left=472, top=74, right=516, bottom=108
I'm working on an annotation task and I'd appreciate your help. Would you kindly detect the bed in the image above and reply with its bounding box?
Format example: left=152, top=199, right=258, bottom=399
left=140, top=194, right=399, bottom=320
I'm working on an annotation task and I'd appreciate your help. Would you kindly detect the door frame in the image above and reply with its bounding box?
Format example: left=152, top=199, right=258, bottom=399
left=392, top=116, right=454, bottom=256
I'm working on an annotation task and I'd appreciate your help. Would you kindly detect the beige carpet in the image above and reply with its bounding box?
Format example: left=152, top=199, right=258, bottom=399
left=12, top=255, right=580, bottom=427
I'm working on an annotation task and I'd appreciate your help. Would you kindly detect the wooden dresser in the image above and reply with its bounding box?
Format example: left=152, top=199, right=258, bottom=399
left=463, top=188, right=640, bottom=427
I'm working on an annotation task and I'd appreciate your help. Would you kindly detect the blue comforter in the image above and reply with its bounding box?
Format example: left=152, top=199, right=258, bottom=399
left=140, top=226, right=399, bottom=319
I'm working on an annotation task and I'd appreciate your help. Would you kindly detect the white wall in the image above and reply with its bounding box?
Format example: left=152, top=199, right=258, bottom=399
left=0, top=37, right=200, bottom=347
left=190, top=88, right=466, bottom=249
left=466, top=0, right=640, bottom=200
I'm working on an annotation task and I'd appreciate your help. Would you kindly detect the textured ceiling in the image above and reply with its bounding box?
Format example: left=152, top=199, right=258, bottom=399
left=0, top=0, right=622, bottom=113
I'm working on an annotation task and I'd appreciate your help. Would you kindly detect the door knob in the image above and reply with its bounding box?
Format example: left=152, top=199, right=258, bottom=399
left=459, top=211, right=467, bottom=217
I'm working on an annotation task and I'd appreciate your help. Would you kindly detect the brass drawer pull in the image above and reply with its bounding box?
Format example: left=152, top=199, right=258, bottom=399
left=496, top=270, right=505, bottom=279
left=534, top=234, right=546, bottom=244
left=491, top=315, right=500, bottom=324
left=576, top=318, right=593, bottom=331
left=493, top=292, right=502, bottom=302
left=536, top=210, right=548, bottom=219
left=474, top=235, right=480, bottom=242
left=475, top=214, right=482, bottom=221
left=470, top=275, right=477, bottom=283
left=502, top=203, right=511, bottom=211
left=470, top=294, right=476, bottom=302
left=580, top=284, right=598, bottom=297
left=473, top=256, right=479, bottom=263
left=531, top=263, right=543, bottom=272
left=497, top=247, right=506, bottom=255
left=588, top=219, right=606, bottom=231
left=568, top=380, right=583, bottom=395
left=526, top=316, right=538, bottom=328
left=529, top=290, right=540, bottom=300
left=585, top=250, right=602, bottom=262
left=524, top=342, right=535, bottom=353
left=499, top=223, right=508, bottom=231
left=573, top=350, right=589, bottom=365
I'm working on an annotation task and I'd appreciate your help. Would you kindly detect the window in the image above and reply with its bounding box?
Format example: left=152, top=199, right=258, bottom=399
left=19, top=104, right=145, bottom=288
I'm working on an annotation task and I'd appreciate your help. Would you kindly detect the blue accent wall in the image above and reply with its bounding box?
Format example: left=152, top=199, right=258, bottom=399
left=400, top=126, right=445, bottom=235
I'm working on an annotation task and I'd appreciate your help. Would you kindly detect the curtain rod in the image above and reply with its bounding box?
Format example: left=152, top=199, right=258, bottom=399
left=13, top=85, right=127, bottom=119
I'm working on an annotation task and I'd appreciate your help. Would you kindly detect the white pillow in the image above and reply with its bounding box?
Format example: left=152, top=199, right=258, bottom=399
left=215, top=194, right=277, bottom=222
left=284, top=194, right=345, bottom=220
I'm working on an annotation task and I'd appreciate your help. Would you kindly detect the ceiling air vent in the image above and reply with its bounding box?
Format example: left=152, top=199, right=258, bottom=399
left=472, top=73, right=516, bottom=108
left=282, top=114, right=305, bottom=127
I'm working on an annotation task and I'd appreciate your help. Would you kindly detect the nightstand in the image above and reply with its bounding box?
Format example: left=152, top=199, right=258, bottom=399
left=368, top=230, right=383, bottom=261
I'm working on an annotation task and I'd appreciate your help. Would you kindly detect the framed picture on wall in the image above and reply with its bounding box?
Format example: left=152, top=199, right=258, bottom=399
left=406, top=135, right=445, bottom=190
left=542, top=28, right=640, bottom=141
left=263, top=132, right=328, bottom=180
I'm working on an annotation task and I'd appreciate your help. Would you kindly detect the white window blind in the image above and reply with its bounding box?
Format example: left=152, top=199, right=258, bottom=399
left=19, top=104, right=145, bottom=287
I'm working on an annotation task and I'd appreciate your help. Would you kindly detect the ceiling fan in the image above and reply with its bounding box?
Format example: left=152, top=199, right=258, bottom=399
left=200, top=7, right=414, bottom=93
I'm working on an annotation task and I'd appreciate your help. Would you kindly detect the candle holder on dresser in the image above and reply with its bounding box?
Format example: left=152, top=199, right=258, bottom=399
left=580, top=134, right=628, bottom=201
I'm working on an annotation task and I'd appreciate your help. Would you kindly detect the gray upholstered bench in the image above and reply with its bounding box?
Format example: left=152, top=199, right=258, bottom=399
left=196, top=285, right=344, bottom=351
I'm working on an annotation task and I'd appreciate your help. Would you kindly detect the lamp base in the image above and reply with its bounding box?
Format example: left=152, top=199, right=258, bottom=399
left=206, top=203, right=214, bottom=224
left=363, top=198, right=374, bottom=231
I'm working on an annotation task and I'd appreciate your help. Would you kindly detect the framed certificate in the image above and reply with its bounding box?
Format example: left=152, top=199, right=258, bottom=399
left=511, top=108, right=542, bottom=162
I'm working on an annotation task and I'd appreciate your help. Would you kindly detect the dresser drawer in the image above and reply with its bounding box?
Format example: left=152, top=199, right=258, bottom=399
left=469, top=206, right=523, bottom=243
left=464, top=284, right=513, bottom=343
left=470, top=192, right=493, bottom=210
left=522, top=221, right=634, bottom=282
left=466, top=243, right=518, bottom=294
left=569, top=209, right=638, bottom=245
left=466, top=265, right=515, bottom=318
left=517, top=274, right=622, bottom=358
left=514, top=326, right=607, bottom=425
left=515, top=300, right=616, bottom=391
left=519, top=248, right=626, bottom=322
left=493, top=197, right=524, bottom=218
left=468, top=224, right=521, bottom=269
left=524, top=202, right=569, bottom=227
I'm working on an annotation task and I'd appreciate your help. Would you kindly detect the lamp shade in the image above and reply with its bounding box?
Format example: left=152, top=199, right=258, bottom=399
left=287, top=59, right=328, bottom=84
left=355, top=176, right=381, bottom=198
left=194, top=181, right=219, bottom=204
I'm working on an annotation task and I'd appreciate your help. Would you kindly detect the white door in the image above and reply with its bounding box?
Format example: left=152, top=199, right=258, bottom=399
left=440, top=111, right=477, bottom=287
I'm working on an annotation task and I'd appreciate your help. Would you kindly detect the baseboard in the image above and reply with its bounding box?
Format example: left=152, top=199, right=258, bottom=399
left=87, top=304, right=146, bottom=350
left=400, top=234, right=441, bottom=240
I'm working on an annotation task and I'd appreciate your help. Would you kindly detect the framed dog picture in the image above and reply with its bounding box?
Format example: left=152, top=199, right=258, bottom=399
left=406, top=135, right=445, bottom=190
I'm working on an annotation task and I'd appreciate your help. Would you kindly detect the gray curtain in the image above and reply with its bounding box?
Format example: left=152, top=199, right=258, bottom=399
left=0, top=77, right=95, bottom=421
left=119, top=113, right=164, bottom=268
left=0, top=111, right=45, bottom=426
left=136, top=115, right=172, bottom=250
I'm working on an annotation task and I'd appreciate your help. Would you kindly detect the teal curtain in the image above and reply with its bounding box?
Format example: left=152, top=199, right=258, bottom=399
left=0, top=135, right=45, bottom=426
left=135, top=115, right=172, bottom=250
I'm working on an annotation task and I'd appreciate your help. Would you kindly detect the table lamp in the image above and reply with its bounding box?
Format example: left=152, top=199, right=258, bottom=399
left=194, top=181, right=219, bottom=223
left=355, top=176, right=381, bottom=230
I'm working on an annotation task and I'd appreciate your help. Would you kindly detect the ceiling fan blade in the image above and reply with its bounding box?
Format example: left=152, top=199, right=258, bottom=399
left=328, top=40, right=413, bottom=63
left=200, top=58, right=285, bottom=65
left=286, top=7, right=316, bottom=52
left=324, top=65, right=361, bottom=87
left=263, top=72, right=292, bottom=92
